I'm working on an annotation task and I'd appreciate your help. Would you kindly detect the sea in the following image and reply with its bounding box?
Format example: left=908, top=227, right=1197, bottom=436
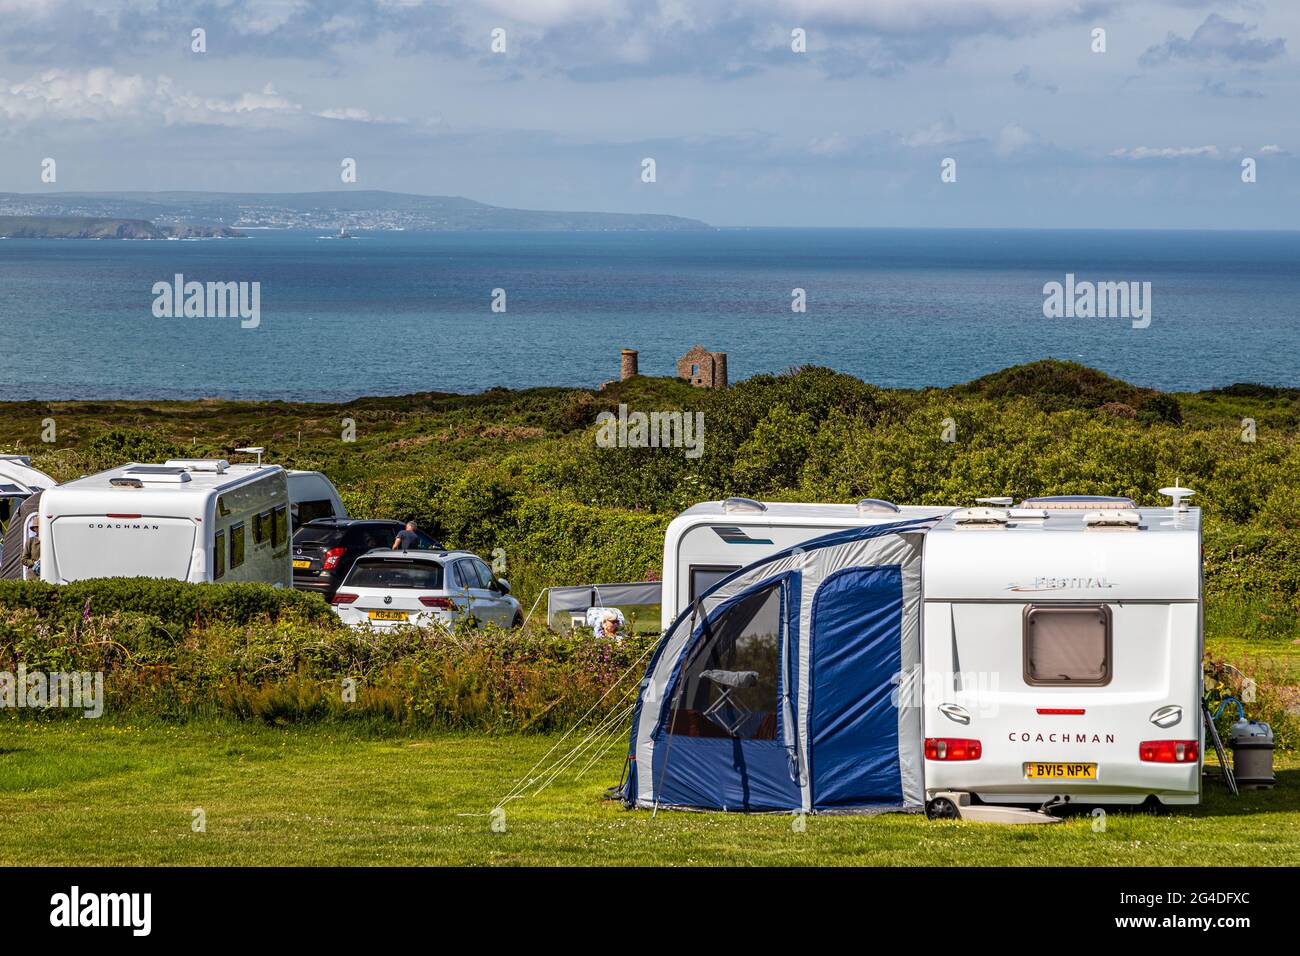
left=1, top=228, right=1297, bottom=401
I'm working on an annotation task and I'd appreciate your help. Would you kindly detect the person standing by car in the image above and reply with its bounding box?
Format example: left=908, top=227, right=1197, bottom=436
left=392, top=520, right=421, bottom=551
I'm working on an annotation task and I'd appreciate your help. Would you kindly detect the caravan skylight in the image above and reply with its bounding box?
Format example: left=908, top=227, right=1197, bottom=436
left=721, top=497, right=766, bottom=514
left=856, top=498, right=900, bottom=515
left=122, top=466, right=191, bottom=483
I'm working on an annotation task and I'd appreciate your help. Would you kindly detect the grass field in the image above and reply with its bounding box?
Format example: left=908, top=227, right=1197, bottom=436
left=1, top=720, right=1296, bottom=866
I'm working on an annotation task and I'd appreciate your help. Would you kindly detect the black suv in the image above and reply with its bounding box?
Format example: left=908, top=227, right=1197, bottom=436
left=291, top=518, right=443, bottom=598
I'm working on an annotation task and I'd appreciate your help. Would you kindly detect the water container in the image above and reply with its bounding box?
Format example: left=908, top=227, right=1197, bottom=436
left=1229, top=719, right=1276, bottom=789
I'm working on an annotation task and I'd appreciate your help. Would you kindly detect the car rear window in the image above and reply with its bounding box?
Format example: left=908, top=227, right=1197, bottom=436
left=293, top=525, right=344, bottom=545
left=345, top=559, right=444, bottom=590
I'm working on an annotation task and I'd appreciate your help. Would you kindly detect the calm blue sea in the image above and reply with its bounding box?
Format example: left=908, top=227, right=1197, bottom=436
left=1, top=228, right=1297, bottom=400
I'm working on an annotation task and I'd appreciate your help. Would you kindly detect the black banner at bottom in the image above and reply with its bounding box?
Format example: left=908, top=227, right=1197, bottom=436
left=1, top=866, right=1278, bottom=940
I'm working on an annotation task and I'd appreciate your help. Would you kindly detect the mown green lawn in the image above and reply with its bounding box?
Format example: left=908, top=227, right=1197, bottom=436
left=0, top=719, right=1296, bottom=866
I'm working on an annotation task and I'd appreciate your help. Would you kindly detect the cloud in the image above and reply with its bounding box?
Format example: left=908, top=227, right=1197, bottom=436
left=995, top=122, right=1038, bottom=156
left=1012, top=65, right=1058, bottom=94
left=901, top=114, right=979, bottom=149
left=0, top=0, right=1119, bottom=81
left=1109, top=144, right=1220, bottom=159
left=0, top=67, right=387, bottom=128
left=1140, top=13, right=1285, bottom=67
left=1199, top=78, right=1264, bottom=99
left=806, top=132, right=852, bottom=157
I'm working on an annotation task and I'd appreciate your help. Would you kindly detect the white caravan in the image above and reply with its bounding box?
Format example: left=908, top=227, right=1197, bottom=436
left=660, top=497, right=954, bottom=629
left=39, top=459, right=292, bottom=585
left=287, top=470, right=348, bottom=525
left=658, top=491, right=1204, bottom=811
left=922, top=494, right=1203, bottom=810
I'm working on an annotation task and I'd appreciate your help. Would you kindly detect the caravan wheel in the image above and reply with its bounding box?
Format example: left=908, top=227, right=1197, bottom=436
left=925, top=797, right=960, bottom=821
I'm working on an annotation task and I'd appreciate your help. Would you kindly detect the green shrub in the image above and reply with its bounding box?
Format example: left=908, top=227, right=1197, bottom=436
left=0, top=579, right=335, bottom=632
left=0, top=608, right=656, bottom=733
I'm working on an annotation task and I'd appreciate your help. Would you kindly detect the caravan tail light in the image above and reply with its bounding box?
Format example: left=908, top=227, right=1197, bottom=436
left=331, top=592, right=358, bottom=605
left=925, top=738, right=982, bottom=761
left=106, top=513, right=143, bottom=519
left=1037, top=708, right=1086, bottom=715
left=1138, top=740, right=1199, bottom=763
left=419, top=596, right=453, bottom=609
left=322, top=547, right=347, bottom=570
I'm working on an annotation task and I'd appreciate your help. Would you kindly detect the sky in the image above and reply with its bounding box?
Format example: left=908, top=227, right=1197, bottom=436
left=0, top=0, right=1296, bottom=228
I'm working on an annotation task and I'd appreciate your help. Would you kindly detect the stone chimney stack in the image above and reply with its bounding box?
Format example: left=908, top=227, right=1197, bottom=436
left=714, top=352, right=728, bottom=388
left=620, top=349, right=639, bottom=381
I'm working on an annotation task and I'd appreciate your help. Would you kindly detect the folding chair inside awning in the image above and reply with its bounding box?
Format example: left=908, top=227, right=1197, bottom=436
left=700, top=669, right=759, bottom=736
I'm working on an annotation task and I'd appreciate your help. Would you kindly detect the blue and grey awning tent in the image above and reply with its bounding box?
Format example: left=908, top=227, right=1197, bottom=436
left=618, top=519, right=932, bottom=813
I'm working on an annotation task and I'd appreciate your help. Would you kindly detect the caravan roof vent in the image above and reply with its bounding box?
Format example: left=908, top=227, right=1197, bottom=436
left=164, top=459, right=229, bottom=474
left=721, top=497, right=766, bottom=514
left=1020, top=495, right=1136, bottom=510
left=1084, top=509, right=1141, bottom=528
left=122, top=466, right=191, bottom=484
left=953, top=507, right=1009, bottom=526
left=976, top=496, right=1014, bottom=507
left=856, top=498, right=900, bottom=515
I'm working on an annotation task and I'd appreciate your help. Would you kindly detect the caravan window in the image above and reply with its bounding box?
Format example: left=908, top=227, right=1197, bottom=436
left=1024, top=605, right=1112, bottom=686
left=295, top=499, right=336, bottom=525
left=230, top=523, right=246, bottom=570
left=253, top=510, right=272, bottom=545
left=689, top=565, right=739, bottom=605
left=272, top=506, right=288, bottom=548
left=213, top=530, right=226, bottom=580
left=669, top=582, right=783, bottom=740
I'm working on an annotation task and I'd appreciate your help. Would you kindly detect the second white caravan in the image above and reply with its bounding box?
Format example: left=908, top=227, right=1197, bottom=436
left=39, top=459, right=292, bottom=585
left=660, top=497, right=953, bottom=628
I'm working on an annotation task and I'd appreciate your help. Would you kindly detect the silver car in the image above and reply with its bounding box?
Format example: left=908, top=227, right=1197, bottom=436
left=330, top=548, right=521, bottom=630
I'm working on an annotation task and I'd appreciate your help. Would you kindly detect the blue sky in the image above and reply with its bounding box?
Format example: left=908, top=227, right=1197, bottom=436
left=0, top=0, right=1295, bottom=228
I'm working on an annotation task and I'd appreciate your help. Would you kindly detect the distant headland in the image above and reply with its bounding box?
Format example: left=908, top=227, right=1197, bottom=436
left=0, top=190, right=712, bottom=233
left=0, top=215, right=242, bottom=240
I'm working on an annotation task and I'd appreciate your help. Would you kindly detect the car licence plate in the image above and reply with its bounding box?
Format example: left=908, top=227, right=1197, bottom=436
left=1025, top=762, right=1097, bottom=779
left=292, top=559, right=312, bottom=569
left=368, top=610, right=408, bottom=622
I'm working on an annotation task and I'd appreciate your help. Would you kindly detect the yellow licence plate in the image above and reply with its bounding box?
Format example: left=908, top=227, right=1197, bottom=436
left=292, top=560, right=311, bottom=569
left=368, top=610, right=408, bottom=622
left=1025, top=762, right=1097, bottom=779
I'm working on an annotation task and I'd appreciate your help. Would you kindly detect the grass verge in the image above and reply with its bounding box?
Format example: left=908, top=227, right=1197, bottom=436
left=1, top=719, right=1296, bottom=866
